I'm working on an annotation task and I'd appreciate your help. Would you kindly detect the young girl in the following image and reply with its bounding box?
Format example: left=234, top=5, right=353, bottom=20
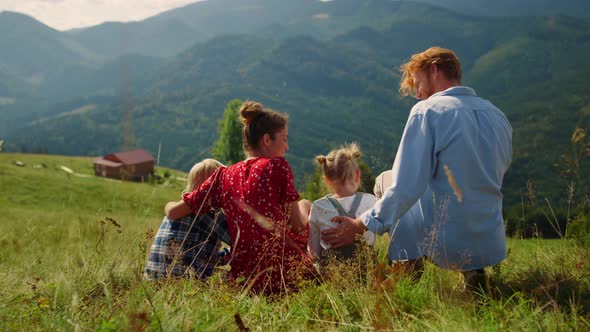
left=308, top=143, right=376, bottom=271
left=145, top=158, right=231, bottom=280
left=165, top=101, right=313, bottom=295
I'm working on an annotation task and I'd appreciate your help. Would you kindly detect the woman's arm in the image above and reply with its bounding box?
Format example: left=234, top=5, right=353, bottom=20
left=165, top=200, right=193, bottom=220
left=177, top=167, right=223, bottom=219
left=288, top=200, right=309, bottom=234
left=308, top=223, right=321, bottom=259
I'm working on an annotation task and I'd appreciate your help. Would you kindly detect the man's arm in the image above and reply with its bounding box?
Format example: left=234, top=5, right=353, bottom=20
left=324, top=110, right=436, bottom=248
left=363, top=111, right=435, bottom=233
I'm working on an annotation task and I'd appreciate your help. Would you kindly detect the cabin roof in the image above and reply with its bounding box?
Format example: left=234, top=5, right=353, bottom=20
left=92, top=157, right=122, bottom=167
left=103, top=149, right=155, bottom=165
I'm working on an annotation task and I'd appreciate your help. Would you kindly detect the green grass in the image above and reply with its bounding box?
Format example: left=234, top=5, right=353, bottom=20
left=1, top=153, right=589, bottom=330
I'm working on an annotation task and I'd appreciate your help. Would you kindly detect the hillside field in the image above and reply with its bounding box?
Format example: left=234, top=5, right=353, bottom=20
left=0, top=153, right=589, bottom=330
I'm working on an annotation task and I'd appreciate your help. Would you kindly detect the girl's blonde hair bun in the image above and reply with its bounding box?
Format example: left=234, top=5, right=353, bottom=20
left=317, top=142, right=362, bottom=185
left=315, top=155, right=327, bottom=165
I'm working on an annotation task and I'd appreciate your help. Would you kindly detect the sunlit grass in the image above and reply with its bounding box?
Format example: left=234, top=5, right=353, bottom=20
left=1, top=153, right=589, bottom=330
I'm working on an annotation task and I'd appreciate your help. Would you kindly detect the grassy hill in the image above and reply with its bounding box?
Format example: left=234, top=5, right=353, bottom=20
left=0, top=153, right=186, bottom=286
left=2, top=152, right=184, bottom=208
left=0, top=154, right=188, bottom=324
left=0, top=153, right=589, bottom=330
left=0, top=153, right=185, bottom=227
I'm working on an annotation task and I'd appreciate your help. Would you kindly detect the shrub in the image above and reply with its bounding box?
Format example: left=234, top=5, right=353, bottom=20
left=567, top=214, right=590, bottom=246
left=505, top=207, right=567, bottom=238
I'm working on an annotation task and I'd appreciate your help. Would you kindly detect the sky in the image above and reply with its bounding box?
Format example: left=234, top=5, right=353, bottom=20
left=0, top=0, right=205, bottom=31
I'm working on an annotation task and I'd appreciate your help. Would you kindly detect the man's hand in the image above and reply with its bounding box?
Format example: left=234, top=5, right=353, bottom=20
left=321, top=216, right=366, bottom=248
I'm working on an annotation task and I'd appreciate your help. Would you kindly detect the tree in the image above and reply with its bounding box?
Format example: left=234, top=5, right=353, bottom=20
left=212, top=99, right=244, bottom=165
left=358, top=159, right=375, bottom=193
left=300, top=165, right=330, bottom=201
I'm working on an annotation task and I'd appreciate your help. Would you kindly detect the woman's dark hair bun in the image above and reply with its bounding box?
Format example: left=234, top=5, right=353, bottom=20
left=239, top=101, right=264, bottom=125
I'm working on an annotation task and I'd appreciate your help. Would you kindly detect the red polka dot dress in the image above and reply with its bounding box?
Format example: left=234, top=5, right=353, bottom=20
left=183, top=157, right=313, bottom=295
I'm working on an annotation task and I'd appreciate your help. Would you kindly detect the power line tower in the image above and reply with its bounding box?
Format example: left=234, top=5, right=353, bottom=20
left=120, top=57, right=135, bottom=152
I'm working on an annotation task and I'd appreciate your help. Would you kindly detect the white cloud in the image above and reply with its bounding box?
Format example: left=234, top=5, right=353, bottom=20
left=0, top=0, right=204, bottom=30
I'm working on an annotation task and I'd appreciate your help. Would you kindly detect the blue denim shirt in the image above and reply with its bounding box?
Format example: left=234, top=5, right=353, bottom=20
left=362, top=86, right=512, bottom=271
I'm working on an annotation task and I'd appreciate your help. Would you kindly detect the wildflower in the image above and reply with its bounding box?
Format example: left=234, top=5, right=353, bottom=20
left=37, top=297, right=49, bottom=308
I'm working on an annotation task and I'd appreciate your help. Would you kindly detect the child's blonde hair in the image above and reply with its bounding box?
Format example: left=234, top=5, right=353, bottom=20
left=184, top=158, right=224, bottom=194
left=315, top=142, right=361, bottom=186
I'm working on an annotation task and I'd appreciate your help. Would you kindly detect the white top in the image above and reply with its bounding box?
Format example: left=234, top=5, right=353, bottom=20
left=308, top=193, right=376, bottom=258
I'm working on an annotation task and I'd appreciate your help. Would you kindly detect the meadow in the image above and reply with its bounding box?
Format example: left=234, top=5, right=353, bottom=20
left=1, top=153, right=589, bottom=331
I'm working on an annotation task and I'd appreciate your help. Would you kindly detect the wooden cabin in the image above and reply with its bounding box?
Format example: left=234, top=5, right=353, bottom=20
left=93, top=149, right=155, bottom=181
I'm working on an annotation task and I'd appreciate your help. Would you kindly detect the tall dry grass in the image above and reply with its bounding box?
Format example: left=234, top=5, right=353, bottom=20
left=1, top=153, right=589, bottom=330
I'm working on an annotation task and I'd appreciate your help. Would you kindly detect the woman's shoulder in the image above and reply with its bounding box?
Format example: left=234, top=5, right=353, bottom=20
left=242, top=156, right=286, bottom=166
left=256, top=157, right=293, bottom=173
left=268, top=156, right=290, bottom=167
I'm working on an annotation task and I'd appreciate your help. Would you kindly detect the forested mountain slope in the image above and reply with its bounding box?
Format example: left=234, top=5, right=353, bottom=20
left=1, top=1, right=589, bottom=211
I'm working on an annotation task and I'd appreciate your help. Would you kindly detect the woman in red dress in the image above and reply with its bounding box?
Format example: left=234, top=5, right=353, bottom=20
left=165, top=101, right=313, bottom=295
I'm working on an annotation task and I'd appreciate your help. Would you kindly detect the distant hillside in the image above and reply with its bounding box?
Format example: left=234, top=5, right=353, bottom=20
left=0, top=0, right=424, bottom=129
left=67, top=0, right=421, bottom=58
left=5, top=5, right=590, bottom=211
left=0, top=11, right=161, bottom=121
left=0, top=63, right=158, bottom=141
left=0, top=11, right=97, bottom=81
left=1, top=0, right=590, bottom=212
left=408, top=0, right=590, bottom=17
left=66, top=0, right=590, bottom=59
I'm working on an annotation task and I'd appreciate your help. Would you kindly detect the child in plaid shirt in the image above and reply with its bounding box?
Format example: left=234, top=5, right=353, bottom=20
left=144, top=159, right=231, bottom=280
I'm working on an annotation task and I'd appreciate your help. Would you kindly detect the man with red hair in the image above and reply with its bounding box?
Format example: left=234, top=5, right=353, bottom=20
left=324, top=47, right=513, bottom=293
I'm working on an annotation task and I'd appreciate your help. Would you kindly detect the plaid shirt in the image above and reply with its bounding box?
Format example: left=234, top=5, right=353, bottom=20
left=145, top=211, right=231, bottom=279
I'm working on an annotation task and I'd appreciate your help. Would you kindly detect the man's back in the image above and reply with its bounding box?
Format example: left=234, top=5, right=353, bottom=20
left=413, top=86, right=512, bottom=270
left=331, top=47, right=514, bottom=277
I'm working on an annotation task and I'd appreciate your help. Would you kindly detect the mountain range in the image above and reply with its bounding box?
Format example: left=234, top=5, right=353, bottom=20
left=1, top=0, right=589, bottom=212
